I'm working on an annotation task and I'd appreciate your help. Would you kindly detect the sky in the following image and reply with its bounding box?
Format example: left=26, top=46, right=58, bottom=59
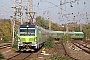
left=0, top=0, right=90, bottom=25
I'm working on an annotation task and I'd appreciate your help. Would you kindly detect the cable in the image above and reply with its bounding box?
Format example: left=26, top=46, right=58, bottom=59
left=45, top=0, right=59, bottom=7
left=0, top=1, right=13, bottom=15
left=10, top=0, right=13, bottom=2
left=35, top=5, right=60, bottom=11
left=36, top=0, right=81, bottom=13
left=42, top=0, right=78, bottom=13
left=36, top=1, right=69, bottom=13
left=0, top=2, right=13, bottom=12
left=87, top=0, right=90, bottom=2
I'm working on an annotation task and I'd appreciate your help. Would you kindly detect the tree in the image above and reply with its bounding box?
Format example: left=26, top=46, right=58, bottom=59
left=44, top=36, right=55, bottom=48
left=59, top=34, right=71, bottom=44
left=0, top=19, right=12, bottom=42
left=35, top=16, right=64, bottom=31
left=82, top=24, right=90, bottom=39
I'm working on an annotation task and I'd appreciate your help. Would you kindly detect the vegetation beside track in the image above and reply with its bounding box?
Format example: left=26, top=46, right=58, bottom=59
left=43, top=36, right=73, bottom=60
left=46, top=54, right=72, bottom=60
left=44, top=36, right=55, bottom=48
left=11, top=44, right=18, bottom=51
left=59, top=34, right=71, bottom=44
left=0, top=19, right=12, bottom=43
left=0, top=53, right=4, bottom=60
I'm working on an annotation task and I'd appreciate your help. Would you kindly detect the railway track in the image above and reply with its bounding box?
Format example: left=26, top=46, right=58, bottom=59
left=75, top=42, right=90, bottom=49
left=55, top=41, right=77, bottom=60
left=54, top=42, right=66, bottom=55
left=78, top=40, right=90, bottom=48
left=72, top=41, right=90, bottom=54
left=0, top=43, right=11, bottom=49
left=62, top=44, right=78, bottom=60
left=7, top=52, right=32, bottom=60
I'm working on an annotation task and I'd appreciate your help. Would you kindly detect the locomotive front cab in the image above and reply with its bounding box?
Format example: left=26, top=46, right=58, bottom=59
left=17, top=24, right=37, bottom=51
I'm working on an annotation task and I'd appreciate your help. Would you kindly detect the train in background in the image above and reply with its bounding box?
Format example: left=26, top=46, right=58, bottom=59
left=51, top=31, right=84, bottom=40
left=17, top=24, right=84, bottom=51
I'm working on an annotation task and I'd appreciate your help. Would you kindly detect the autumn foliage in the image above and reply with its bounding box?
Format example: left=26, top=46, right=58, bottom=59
left=35, top=16, right=64, bottom=31
left=0, top=19, right=12, bottom=42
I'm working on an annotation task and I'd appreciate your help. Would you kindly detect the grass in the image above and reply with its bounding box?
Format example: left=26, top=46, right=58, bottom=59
left=0, top=53, right=4, bottom=60
left=46, top=54, right=72, bottom=60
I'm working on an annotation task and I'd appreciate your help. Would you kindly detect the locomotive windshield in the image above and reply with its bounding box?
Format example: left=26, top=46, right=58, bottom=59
left=19, top=28, right=35, bottom=36
left=20, top=28, right=27, bottom=32
left=28, top=28, right=35, bottom=36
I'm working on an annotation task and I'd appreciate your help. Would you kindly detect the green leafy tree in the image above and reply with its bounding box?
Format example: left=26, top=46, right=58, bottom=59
left=59, top=34, right=71, bottom=44
left=44, top=36, right=55, bottom=48
left=82, top=24, right=90, bottom=39
left=35, top=16, right=64, bottom=31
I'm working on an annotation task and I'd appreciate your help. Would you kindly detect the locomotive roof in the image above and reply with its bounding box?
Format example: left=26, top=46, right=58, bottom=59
left=19, top=24, right=35, bottom=28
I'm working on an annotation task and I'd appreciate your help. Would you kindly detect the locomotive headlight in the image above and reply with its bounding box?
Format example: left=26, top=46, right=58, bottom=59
left=18, top=42, right=23, bottom=46
left=32, top=42, right=36, bottom=46
left=34, top=38, right=36, bottom=42
left=19, top=43, right=22, bottom=46
left=18, top=38, right=20, bottom=41
left=32, top=42, right=36, bottom=44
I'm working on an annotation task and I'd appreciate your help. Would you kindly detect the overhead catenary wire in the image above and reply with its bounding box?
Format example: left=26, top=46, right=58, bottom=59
left=39, top=0, right=81, bottom=14
left=0, top=1, right=13, bottom=15
left=10, top=0, right=13, bottom=2
left=36, top=1, right=70, bottom=12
